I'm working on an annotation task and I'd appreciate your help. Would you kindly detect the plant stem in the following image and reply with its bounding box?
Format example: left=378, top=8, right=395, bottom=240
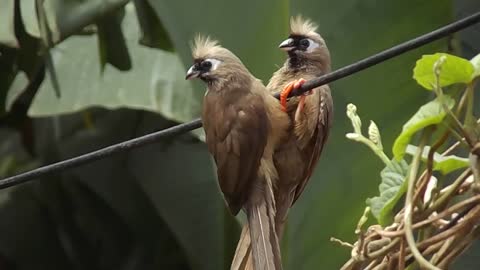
left=403, top=130, right=442, bottom=270
left=464, top=82, right=475, bottom=129
left=375, top=194, right=480, bottom=238
left=427, top=168, right=471, bottom=214
left=349, top=135, right=392, bottom=166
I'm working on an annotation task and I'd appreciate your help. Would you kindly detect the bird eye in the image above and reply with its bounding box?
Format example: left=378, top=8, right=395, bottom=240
left=300, top=39, right=310, bottom=48
left=201, top=60, right=212, bottom=70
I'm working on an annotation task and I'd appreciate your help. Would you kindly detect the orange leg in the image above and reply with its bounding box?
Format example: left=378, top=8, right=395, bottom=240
left=280, top=82, right=295, bottom=112
left=294, top=79, right=313, bottom=121
left=279, top=78, right=307, bottom=112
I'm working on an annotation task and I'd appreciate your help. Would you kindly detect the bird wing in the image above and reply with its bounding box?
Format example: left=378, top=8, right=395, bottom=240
left=292, top=85, right=333, bottom=204
left=203, top=90, right=269, bottom=215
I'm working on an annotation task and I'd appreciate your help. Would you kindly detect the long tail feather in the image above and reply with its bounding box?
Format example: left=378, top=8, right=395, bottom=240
left=246, top=174, right=282, bottom=270
left=231, top=225, right=252, bottom=270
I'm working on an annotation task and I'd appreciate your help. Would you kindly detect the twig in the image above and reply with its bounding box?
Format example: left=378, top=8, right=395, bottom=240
left=437, top=227, right=478, bottom=268
left=415, top=131, right=450, bottom=206
left=428, top=168, right=472, bottom=213
left=422, top=240, right=445, bottom=258
left=417, top=205, right=480, bottom=250
left=403, top=131, right=441, bottom=270
left=330, top=237, right=354, bottom=248
left=430, top=236, right=455, bottom=265
left=375, top=194, right=480, bottom=238
left=398, top=238, right=405, bottom=270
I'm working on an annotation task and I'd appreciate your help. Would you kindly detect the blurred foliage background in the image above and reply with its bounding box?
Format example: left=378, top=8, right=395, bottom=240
left=0, top=0, right=479, bottom=269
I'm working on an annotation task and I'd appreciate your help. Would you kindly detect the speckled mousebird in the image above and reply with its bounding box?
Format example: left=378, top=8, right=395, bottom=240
left=231, top=16, right=334, bottom=270
left=186, top=35, right=290, bottom=270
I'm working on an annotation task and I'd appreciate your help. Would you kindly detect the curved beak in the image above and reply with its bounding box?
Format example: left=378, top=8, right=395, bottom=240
left=185, top=65, right=200, bottom=80
left=278, top=38, right=295, bottom=51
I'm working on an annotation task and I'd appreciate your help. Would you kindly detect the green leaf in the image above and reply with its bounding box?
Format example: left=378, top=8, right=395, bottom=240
left=133, top=0, right=174, bottom=51
left=5, top=71, right=29, bottom=112
left=28, top=4, right=201, bottom=132
left=471, top=53, right=480, bottom=79
left=96, top=8, right=132, bottom=71
left=146, top=0, right=289, bottom=82
left=366, top=159, right=409, bottom=226
left=413, top=53, right=475, bottom=90
left=48, top=110, right=229, bottom=270
left=0, top=0, right=18, bottom=47
left=392, top=97, right=455, bottom=160
left=405, top=144, right=469, bottom=174
left=20, top=0, right=129, bottom=43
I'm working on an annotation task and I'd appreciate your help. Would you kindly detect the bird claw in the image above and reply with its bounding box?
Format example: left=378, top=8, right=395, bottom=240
left=279, top=78, right=306, bottom=112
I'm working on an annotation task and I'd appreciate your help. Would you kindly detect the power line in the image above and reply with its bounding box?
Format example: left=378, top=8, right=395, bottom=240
left=0, top=119, right=202, bottom=189
left=1, top=11, right=480, bottom=190
left=279, top=10, right=480, bottom=98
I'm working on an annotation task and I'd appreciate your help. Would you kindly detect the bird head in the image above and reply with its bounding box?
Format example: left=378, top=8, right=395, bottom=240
left=186, top=35, right=248, bottom=85
left=279, top=16, right=331, bottom=72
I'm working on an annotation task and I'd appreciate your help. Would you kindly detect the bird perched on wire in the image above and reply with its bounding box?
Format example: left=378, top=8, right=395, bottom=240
left=231, top=16, right=333, bottom=270
left=186, top=35, right=290, bottom=270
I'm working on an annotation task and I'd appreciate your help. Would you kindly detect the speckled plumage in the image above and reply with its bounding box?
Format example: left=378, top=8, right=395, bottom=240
left=189, top=36, right=289, bottom=270
left=231, top=17, right=334, bottom=270
left=267, top=15, right=333, bottom=240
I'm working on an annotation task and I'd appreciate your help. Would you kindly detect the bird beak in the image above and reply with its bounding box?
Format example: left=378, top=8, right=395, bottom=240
left=185, top=65, right=200, bottom=80
left=278, top=38, right=295, bottom=51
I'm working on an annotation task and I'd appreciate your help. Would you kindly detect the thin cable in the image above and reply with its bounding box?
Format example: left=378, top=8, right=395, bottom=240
left=1, top=11, right=480, bottom=189
left=277, top=11, right=480, bottom=98
left=0, top=119, right=202, bottom=189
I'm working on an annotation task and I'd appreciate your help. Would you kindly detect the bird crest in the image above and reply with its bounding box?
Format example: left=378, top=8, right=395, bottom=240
left=290, top=15, right=319, bottom=37
left=191, top=34, right=222, bottom=60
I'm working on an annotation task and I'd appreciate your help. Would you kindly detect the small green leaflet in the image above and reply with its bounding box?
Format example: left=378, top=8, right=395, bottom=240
left=405, top=145, right=468, bottom=174
left=367, top=159, right=409, bottom=226
left=392, top=96, right=455, bottom=160
left=413, top=53, right=475, bottom=90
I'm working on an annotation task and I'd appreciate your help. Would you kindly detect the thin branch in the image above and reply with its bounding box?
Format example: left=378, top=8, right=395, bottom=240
left=398, top=238, right=405, bottom=270
left=403, top=130, right=441, bottom=270
left=1, top=11, right=480, bottom=189
left=375, top=193, right=480, bottom=238
left=416, top=205, right=480, bottom=250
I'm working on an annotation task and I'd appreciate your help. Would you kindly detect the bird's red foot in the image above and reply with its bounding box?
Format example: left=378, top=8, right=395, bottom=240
left=280, top=78, right=307, bottom=112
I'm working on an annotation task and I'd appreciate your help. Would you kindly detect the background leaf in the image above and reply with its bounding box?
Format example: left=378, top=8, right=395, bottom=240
left=133, top=0, right=174, bottom=51
left=96, top=8, right=132, bottom=71
left=28, top=4, right=201, bottom=129
left=0, top=0, right=18, bottom=47
left=146, top=0, right=289, bottom=82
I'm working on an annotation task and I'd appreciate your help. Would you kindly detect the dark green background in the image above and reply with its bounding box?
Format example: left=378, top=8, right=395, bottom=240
left=0, top=0, right=479, bottom=269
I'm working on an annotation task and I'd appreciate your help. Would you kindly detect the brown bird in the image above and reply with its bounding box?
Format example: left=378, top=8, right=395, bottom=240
left=231, top=16, right=334, bottom=270
left=186, top=36, right=290, bottom=270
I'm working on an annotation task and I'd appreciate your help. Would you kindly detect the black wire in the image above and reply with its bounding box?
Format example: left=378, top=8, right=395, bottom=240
left=0, top=119, right=202, bottom=189
left=1, top=11, right=480, bottom=189
left=275, top=10, right=480, bottom=98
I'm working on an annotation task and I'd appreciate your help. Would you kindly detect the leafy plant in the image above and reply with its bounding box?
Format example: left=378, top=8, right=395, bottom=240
left=338, top=52, right=480, bottom=269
